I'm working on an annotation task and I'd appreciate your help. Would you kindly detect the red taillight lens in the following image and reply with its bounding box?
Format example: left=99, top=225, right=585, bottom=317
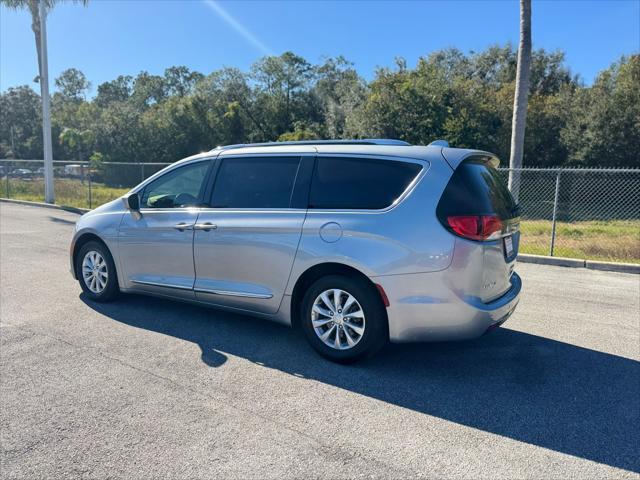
left=482, top=215, right=503, bottom=238
left=447, top=216, right=479, bottom=238
left=447, top=215, right=503, bottom=241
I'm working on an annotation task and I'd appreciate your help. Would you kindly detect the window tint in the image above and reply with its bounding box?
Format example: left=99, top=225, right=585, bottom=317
left=211, top=156, right=301, bottom=208
left=309, top=156, right=422, bottom=209
left=141, top=160, right=209, bottom=208
left=436, top=159, right=518, bottom=220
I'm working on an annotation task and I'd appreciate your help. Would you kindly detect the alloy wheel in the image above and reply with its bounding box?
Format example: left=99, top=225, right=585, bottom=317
left=82, top=250, right=108, bottom=294
left=311, top=288, right=366, bottom=350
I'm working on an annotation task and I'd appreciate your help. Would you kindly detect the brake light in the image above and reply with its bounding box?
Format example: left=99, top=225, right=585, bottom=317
left=446, top=215, right=503, bottom=241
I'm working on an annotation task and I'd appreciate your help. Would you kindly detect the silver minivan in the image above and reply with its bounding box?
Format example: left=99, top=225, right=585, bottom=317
left=70, top=140, right=521, bottom=362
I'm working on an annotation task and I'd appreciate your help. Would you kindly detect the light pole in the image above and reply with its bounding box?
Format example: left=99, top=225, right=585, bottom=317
left=38, top=0, right=54, bottom=204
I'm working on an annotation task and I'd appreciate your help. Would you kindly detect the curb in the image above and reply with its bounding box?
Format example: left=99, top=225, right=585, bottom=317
left=517, top=253, right=639, bottom=274
left=517, top=254, right=585, bottom=268
left=0, top=197, right=89, bottom=214
left=2, top=198, right=638, bottom=275
left=585, top=260, right=640, bottom=274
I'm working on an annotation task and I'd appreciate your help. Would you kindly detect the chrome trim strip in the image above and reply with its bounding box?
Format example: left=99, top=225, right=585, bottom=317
left=192, top=208, right=307, bottom=213
left=194, top=287, right=273, bottom=299
left=130, top=279, right=193, bottom=290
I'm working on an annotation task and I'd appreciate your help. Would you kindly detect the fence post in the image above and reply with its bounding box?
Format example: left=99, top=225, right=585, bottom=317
left=549, top=169, right=562, bottom=256
left=140, top=163, right=145, bottom=183
left=5, top=171, right=9, bottom=198
left=88, top=162, right=92, bottom=209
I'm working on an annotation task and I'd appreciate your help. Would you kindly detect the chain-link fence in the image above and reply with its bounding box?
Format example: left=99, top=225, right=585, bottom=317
left=497, top=168, right=640, bottom=264
left=0, top=159, right=170, bottom=210
left=1, top=160, right=639, bottom=264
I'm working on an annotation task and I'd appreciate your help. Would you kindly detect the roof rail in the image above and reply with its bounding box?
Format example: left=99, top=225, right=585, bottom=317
left=214, top=139, right=411, bottom=151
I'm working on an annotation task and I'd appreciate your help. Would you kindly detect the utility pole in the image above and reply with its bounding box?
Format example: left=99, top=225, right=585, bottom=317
left=39, top=0, right=55, bottom=204
left=508, top=0, right=532, bottom=203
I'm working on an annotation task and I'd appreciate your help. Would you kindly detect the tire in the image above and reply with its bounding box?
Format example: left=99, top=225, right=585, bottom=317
left=76, top=241, right=119, bottom=302
left=300, top=275, right=388, bottom=363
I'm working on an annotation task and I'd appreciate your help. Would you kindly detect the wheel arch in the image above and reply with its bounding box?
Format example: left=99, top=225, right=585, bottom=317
left=72, top=232, right=115, bottom=279
left=289, top=262, right=388, bottom=331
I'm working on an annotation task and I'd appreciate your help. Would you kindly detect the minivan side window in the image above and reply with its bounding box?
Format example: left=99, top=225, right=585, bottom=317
left=140, top=160, right=210, bottom=208
left=309, top=156, right=422, bottom=210
left=210, top=156, right=301, bottom=208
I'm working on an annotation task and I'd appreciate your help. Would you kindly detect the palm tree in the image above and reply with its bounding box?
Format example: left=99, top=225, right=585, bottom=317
left=508, top=0, right=532, bottom=203
left=1, top=0, right=88, bottom=203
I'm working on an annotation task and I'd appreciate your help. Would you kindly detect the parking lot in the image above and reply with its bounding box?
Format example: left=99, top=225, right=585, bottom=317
left=1, top=202, right=639, bottom=479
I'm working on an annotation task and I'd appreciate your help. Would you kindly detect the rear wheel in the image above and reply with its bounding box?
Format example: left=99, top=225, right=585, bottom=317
left=76, top=241, right=119, bottom=302
left=300, top=275, right=387, bottom=363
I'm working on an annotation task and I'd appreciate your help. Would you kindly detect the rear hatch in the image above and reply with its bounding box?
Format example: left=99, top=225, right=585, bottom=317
left=436, top=155, right=520, bottom=302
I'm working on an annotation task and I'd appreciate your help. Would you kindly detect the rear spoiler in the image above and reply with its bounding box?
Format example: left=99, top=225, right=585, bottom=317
left=440, top=148, right=500, bottom=170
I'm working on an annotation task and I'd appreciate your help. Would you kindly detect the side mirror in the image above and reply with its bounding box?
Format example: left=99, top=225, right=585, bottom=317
left=127, top=193, right=140, bottom=211
left=125, top=193, right=140, bottom=211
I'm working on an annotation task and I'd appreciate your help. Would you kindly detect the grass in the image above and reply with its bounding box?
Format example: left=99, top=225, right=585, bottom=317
left=519, top=219, right=640, bottom=263
left=3, top=178, right=639, bottom=264
left=2, top=178, right=129, bottom=210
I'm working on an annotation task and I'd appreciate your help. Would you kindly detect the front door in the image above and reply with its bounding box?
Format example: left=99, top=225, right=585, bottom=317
left=193, top=154, right=311, bottom=314
left=118, top=159, right=212, bottom=299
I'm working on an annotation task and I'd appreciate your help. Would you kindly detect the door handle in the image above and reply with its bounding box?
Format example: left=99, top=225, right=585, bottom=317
left=194, top=222, right=217, bottom=232
left=173, top=222, right=194, bottom=231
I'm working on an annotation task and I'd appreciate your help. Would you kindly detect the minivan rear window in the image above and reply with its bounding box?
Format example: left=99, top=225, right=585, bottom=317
left=309, top=156, right=422, bottom=210
left=436, top=159, right=518, bottom=220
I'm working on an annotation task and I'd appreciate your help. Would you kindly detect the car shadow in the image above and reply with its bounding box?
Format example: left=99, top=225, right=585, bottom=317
left=48, top=215, right=77, bottom=225
left=81, top=293, right=640, bottom=473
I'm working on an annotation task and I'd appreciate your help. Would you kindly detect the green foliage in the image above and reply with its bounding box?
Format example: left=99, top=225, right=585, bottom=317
left=0, top=85, right=42, bottom=158
left=561, top=55, right=640, bottom=167
left=0, top=48, right=637, bottom=167
left=95, top=75, right=133, bottom=107
left=54, top=68, right=90, bottom=101
left=89, top=151, right=103, bottom=168
left=58, top=126, right=94, bottom=160
left=278, top=122, right=321, bottom=141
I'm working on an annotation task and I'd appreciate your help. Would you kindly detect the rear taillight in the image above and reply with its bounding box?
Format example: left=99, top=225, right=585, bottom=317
left=446, top=215, right=503, bottom=241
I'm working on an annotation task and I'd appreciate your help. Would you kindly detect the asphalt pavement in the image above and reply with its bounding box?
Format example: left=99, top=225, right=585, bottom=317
left=1, top=202, right=639, bottom=479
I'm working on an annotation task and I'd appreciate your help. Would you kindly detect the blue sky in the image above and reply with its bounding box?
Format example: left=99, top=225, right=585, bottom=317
left=1, top=0, right=639, bottom=95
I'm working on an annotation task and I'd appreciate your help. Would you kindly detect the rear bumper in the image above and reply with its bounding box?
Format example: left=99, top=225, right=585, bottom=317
left=374, top=271, right=522, bottom=343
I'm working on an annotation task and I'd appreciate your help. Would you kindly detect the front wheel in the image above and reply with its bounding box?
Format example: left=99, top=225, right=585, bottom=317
left=76, top=241, right=119, bottom=302
left=300, top=275, right=388, bottom=363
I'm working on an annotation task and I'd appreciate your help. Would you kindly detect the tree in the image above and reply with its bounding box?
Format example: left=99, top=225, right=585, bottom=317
left=561, top=55, right=640, bottom=167
left=59, top=127, right=94, bottom=161
left=1, top=0, right=89, bottom=203
left=355, top=57, right=450, bottom=144
left=54, top=68, right=90, bottom=101
left=508, top=0, right=532, bottom=202
left=131, top=72, right=166, bottom=109
left=0, top=86, right=42, bottom=158
left=195, top=67, right=261, bottom=143
left=95, top=75, right=133, bottom=106
left=2, top=50, right=638, bottom=173
left=313, top=56, right=366, bottom=138
left=164, top=66, right=204, bottom=97
left=252, top=52, right=314, bottom=137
